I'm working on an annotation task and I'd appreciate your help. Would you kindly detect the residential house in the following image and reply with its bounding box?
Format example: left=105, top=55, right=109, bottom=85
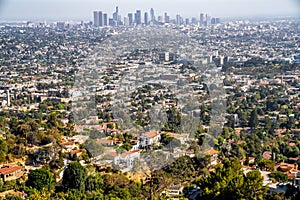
left=61, top=140, right=77, bottom=152
left=0, top=165, right=24, bottom=182
left=262, top=151, right=273, bottom=160
left=204, top=148, right=218, bottom=166
left=96, top=138, right=115, bottom=146
left=139, top=131, right=161, bottom=148
left=130, top=140, right=140, bottom=150
left=161, top=184, right=183, bottom=197
left=114, top=150, right=140, bottom=169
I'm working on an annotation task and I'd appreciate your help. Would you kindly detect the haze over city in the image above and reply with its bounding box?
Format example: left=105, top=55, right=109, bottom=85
left=0, top=0, right=300, bottom=21
left=1, top=0, right=300, bottom=199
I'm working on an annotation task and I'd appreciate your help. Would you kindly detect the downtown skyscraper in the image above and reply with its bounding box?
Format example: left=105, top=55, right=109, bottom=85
left=93, top=6, right=220, bottom=27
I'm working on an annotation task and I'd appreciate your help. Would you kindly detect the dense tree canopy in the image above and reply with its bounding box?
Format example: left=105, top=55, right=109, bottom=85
left=0, top=139, right=8, bottom=162
left=196, top=158, right=267, bottom=200
left=26, top=168, right=56, bottom=191
left=62, top=161, right=87, bottom=192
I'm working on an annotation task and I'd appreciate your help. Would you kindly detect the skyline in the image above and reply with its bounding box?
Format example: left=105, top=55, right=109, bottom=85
left=0, top=0, right=299, bottom=21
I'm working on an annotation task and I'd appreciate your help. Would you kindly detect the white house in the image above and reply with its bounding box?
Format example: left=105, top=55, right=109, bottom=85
left=139, top=131, right=161, bottom=148
left=114, top=150, right=140, bottom=169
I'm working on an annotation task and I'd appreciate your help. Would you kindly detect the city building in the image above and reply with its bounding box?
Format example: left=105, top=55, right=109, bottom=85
left=135, top=10, right=141, bottom=25
left=113, top=6, right=118, bottom=21
left=112, top=6, right=121, bottom=26
left=93, top=11, right=99, bottom=26
left=164, top=12, right=170, bottom=23
left=192, top=17, right=198, bottom=24
left=206, top=14, right=211, bottom=26
left=124, top=16, right=129, bottom=26
left=144, top=12, right=149, bottom=25
left=185, top=18, right=190, bottom=25
left=150, top=8, right=155, bottom=22
left=98, top=11, right=103, bottom=26
left=211, top=17, right=216, bottom=25
left=56, top=22, right=65, bottom=29
left=128, top=13, right=133, bottom=26
left=157, top=16, right=163, bottom=23
left=176, top=14, right=181, bottom=25
left=200, top=13, right=204, bottom=26
left=92, top=7, right=220, bottom=27
left=109, top=18, right=115, bottom=26
left=103, top=13, right=108, bottom=26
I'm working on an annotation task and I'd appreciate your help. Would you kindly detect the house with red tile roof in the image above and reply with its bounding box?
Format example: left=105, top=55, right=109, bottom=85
left=204, top=148, right=219, bottom=165
left=277, top=162, right=297, bottom=172
left=96, top=138, right=115, bottom=146
left=70, top=149, right=82, bottom=159
left=262, top=151, right=272, bottom=160
left=0, top=165, right=24, bottom=182
left=60, top=140, right=77, bottom=152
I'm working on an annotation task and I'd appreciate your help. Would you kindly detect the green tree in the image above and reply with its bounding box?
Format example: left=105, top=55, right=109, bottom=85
left=264, top=192, right=285, bottom=200
left=164, top=156, right=196, bottom=182
left=120, top=142, right=132, bottom=151
left=25, top=188, right=52, bottom=200
left=26, top=168, right=56, bottom=191
left=5, top=195, right=23, bottom=200
left=84, top=139, right=104, bottom=157
left=197, top=158, right=267, bottom=200
left=0, top=139, right=8, bottom=162
left=62, top=161, right=87, bottom=192
left=258, top=159, right=275, bottom=171
left=249, top=109, right=258, bottom=130
left=243, top=170, right=267, bottom=200
left=85, top=173, right=103, bottom=192
left=269, top=171, right=288, bottom=183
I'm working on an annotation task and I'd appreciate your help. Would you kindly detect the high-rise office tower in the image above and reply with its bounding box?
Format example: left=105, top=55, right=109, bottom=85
left=128, top=13, right=133, bottom=26
left=135, top=10, right=141, bottom=25
left=113, top=12, right=117, bottom=22
left=200, top=13, right=204, bottom=26
left=113, top=6, right=118, bottom=21
left=150, top=8, right=155, bottom=22
left=185, top=18, right=190, bottom=25
left=157, top=16, right=163, bottom=23
left=98, top=11, right=103, bottom=26
left=93, top=11, right=99, bottom=26
left=124, top=16, right=129, bottom=26
left=176, top=14, right=181, bottom=25
left=112, top=6, right=119, bottom=25
left=191, top=17, right=198, bottom=24
left=103, top=13, right=108, bottom=26
left=116, top=6, right=122, bottom=25
left=164, top=12, right=170, bottom=23
left=211, top=18, right=216, bottom=25
left=206, top=14, right=211, bottom=26
left=144, top=12, right=149, bottom=25
left=109, top=18, right=115, bottom=26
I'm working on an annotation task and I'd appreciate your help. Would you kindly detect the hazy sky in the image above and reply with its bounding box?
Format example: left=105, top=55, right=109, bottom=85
left=0, top=0, right=299, bottom=21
